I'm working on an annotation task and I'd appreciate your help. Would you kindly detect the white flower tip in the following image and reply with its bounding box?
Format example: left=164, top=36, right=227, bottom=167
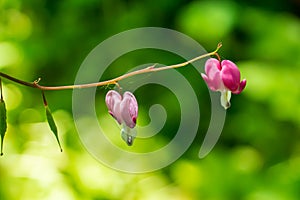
left=121, top=125, right=136, bottom=146
left=220, top=90, right=231, bottom=110
left=222, top=101, right=231, bottom=109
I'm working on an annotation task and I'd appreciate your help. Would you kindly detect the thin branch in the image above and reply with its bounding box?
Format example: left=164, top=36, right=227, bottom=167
left=0, top=43, right=222, bottom=91
left=0, top=72, right=37, bottom=88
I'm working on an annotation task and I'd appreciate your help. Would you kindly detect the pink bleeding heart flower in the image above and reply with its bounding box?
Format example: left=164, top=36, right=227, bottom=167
left=201, top=58, right=246, bottom=109
left=105, top=90, right=138, bottom=146
left=105, top=90, right=138, bottom=128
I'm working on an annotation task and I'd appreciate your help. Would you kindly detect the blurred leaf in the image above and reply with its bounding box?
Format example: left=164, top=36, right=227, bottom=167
left=177, top=1, right=237, bottom=45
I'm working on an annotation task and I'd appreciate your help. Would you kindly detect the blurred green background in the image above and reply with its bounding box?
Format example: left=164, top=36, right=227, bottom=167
left=1, top=0, right=300, bottom=199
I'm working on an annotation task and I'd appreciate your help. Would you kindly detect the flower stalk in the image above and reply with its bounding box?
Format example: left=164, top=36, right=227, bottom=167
left=0, top=43, right=223, bottom=91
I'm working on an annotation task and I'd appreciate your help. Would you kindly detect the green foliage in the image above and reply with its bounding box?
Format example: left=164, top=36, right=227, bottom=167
left=0, top=99, right=7, bottom=156
left=45, top=105, right=62, bottom=152
left=0, top=0, right=300, bottom=200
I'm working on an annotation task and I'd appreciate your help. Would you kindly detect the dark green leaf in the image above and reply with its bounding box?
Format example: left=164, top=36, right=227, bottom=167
left=45, top=106, right=62, bottom=152
left=0, top=99, right=7, bottom=156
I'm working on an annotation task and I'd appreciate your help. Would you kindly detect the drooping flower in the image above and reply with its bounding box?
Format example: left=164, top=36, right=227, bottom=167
left=201, top=58, right=246, bottom=109
left=105, top=90, right=138, bottom=145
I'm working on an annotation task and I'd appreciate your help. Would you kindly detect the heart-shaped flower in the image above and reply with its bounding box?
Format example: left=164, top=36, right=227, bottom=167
left=201, top=58, right=246, bottom=109
left=105, top=90, right=138, bottom=128
left=105, top=90, right=138, bottom=145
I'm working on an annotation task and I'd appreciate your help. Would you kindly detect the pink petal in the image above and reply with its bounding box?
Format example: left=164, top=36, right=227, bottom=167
left=239, top=79, right=247, bottom=91
left=105, top=90, right=122, bottom=124
left=120, top=92, right=138, bottom=128
left=232, top=79, right=247, bottom=94
left=205, top=58, right=221, bottom=75
left=201, top=73, right=209, bottom=86
left=221, top=60, right=241, bottom=92
left=202, top=58, right=224, bottom=91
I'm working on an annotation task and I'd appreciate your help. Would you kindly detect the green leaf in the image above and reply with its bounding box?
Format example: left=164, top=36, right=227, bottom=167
left=45, top=106, right=62, bottom=152
left=0, top=99, right=7, bottom=156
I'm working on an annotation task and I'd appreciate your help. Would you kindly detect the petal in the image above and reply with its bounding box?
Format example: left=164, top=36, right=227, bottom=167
left=220, top=90, right=231, bottom=109
left=232, top=79, right=247, bottom=94
left=105, top=90, right=122, bottom=124
left=201, top=73, right=209, bottom=83
left=239, top=79, right=247, bottom=92
left=205, top=58, right=221, bottom=75
left=221, top=60, right=241, bottom=92
left=120, top=91, right=138, bottom=128
left=202, top=58, right=224, bottom=91
left=112, top=101, right=122, bottom=124
left=105, top=90, right=121, bottom=111
left=201, top=73, right=216, bottom=90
